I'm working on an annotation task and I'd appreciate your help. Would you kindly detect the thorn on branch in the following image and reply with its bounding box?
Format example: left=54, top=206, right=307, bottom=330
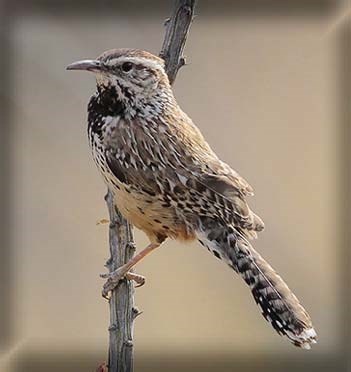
left=127, top=242, right=137, bottom=252
left=179, top=56, right=186, bottom=67
left=96, top=219, right=109, bottom=226
left=179, top=5, right=192, bottom=18
left=108, top=323, right=118, bottom=332
left=159, top=50, right=168, bottom=63
left=132, top=306, right=143, bottom=319
left=105, top=257, right=113, bottom=268
left=109, top=222, right=117, bottom=230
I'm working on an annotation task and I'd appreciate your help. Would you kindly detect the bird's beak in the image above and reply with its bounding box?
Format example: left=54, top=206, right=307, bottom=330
left=66, top=59, right=103, bottom=72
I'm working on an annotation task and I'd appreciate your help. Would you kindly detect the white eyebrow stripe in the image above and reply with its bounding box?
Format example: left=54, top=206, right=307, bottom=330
left=106, top=56, right=165, bottom=73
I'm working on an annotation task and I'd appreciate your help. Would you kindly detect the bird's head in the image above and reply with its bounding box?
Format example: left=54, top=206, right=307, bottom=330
left=67, top=48, right=171, bottom=106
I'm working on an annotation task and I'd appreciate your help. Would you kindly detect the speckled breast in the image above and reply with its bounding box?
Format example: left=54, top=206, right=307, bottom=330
left=89, top=126, right=194, bottom=243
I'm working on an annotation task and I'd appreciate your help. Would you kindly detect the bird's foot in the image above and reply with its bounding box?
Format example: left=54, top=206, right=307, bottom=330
left=100, top=268, right=145, bottom=298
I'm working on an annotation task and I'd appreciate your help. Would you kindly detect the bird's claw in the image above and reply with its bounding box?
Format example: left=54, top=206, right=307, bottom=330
left=101, top=267, right=125, bottom=298
left=128, top=272, right=146, bottom=288
left=100, top=269, right=146, bottom=299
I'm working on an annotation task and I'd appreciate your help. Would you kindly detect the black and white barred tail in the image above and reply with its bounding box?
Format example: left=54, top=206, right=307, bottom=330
left=196, top=220, right=317, bottom=349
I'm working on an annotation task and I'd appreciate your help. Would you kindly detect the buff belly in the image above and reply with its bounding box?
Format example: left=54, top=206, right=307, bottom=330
left=112, top=181, right=195, bottom=243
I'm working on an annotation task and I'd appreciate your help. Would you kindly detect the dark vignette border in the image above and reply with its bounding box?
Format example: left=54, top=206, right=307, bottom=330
left=6, top=0, right=338, bottom=16
left=0, top=0, right=13, bottom=351
left=339, top=16, right=351, bottom=372
left=0, top=0, right=348, bottom=371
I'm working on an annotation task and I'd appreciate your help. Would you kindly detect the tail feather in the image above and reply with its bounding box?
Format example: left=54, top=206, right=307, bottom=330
left=196, top=221, right=317, bottom=349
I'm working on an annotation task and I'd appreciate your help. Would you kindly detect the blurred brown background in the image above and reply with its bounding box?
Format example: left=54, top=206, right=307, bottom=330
left=0, top=0, right=350, bottom=371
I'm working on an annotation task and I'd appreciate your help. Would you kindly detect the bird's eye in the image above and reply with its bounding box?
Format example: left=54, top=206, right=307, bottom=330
left=121, top=62, right=133, bottom=72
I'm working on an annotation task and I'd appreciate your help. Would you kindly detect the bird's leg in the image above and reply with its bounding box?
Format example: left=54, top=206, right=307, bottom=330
left=101, top=242, right=161, bottom=298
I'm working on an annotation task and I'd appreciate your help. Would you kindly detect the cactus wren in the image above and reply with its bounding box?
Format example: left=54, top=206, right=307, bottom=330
left=67, top=48, right=317, bottom=349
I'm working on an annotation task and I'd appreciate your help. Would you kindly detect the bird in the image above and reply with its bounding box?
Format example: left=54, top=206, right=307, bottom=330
left=67, top=48, right=317, bottom=349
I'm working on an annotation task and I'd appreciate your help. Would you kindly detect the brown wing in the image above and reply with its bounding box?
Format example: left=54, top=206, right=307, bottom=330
left=160, top=113, right=265, bottom=234
left=177, top=165, right=265, bottom=235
